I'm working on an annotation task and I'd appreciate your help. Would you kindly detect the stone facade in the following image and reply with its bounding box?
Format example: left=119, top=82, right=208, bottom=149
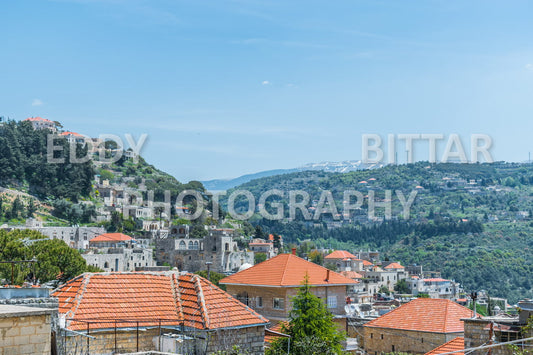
left=83, top=246, right=154, bottom=272
left=225, top=284, right=347, bottom=323
left=156, top=228, right=253, bottom=274
left=60, top=325, right=266, bottom=355
left=0, top=305, right=53, bottom=355
left=362, top=326, right=463, bottom=355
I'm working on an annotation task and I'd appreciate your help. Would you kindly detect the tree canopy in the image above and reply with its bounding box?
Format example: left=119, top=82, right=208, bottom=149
left=267, top=274, right=345, bottom=355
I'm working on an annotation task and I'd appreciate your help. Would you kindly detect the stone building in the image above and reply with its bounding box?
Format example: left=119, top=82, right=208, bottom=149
left=82, top=232, right=154, bottom=272
left=462, top=299, right=533, bottom=355
left=23, top=116, right=56, bottom=131
left=406, top=277, right=460, bottom=299
left=220, top=252, right=357, bottom=330
left=52, top=271, right=269, bottom=354
left=362, top=298, right=473, bottom=354
left=156, top=227, right=253, bottom=274
left=0, top=305, right=53, bottom=355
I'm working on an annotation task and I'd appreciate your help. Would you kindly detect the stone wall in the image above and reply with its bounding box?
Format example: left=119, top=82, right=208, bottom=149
left=225, top=284, right=347, bottom=322
left=60, top=325, right=266, bottom=355
left=0, top=306, right=53, bottom=355
left=362, top=326, right=462, bottom=354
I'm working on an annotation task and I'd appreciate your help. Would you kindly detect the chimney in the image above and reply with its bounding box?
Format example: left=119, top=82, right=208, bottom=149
left=291, top=248, right=296, bottom=255
left=326, top=269, right=330, bottom=282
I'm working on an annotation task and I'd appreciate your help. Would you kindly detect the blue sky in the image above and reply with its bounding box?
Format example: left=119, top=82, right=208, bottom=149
left=2, top=0, right=533, bottom=182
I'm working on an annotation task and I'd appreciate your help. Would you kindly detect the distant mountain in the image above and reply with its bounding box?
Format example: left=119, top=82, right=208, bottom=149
left=201, top=160, right=383, bottom=191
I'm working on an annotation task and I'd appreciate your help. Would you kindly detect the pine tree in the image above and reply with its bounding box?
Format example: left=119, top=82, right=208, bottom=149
left=267, top=274, right=345, bottom=355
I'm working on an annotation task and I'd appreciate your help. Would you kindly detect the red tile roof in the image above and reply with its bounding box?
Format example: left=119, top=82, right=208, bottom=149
left=425, top=337, right=464, bottom=355
left=53, top=272, right=268, bottom=331
left=424, top=278, right=450, bottom=282
left=90, top=233, right=133, bottom=243
left=362, top=260, right=373, bottom=266
left=219, top=254, right=357, bottom=287
left=325, top=250, right=358, bottom=259
left=384, top=262, right=404, bottom=269
left=24, top=116, right=53, bottom=123
left=364, top=298, right=473, bottom=333
left=340, top=271, right=363, bottom=280
left=60, top=131, right=83, bottom=137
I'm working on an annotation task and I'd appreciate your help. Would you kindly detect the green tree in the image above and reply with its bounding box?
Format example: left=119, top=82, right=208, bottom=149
left=268, top=274, right=345, bottom=354
left=254, top=252, right=267, bottom=264
left=394, top=279, right=410, bottom=294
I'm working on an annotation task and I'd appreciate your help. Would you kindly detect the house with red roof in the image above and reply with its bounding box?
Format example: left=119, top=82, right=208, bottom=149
left=219, top=252, right=357, bottom=328
left=60, top=131, right=87, bottom=145
left=23, top=116, right=56, bottom=131
left=325, top=250, right=365, bottom=272
left=82, top=233, right=155, bottom=272
left=362, top=298, right=473, bottom=354
left=53, top=271, right=269, bottom=354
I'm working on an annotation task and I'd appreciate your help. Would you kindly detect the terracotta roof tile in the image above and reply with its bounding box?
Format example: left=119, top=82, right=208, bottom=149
left=52, top=272, right=268, bottom=332
left=325, top=250, right=358, bottom=259
left=340, top=271, right=363, bottom=280
left=220, top=254, right=357, bottom=287
left=90, top=233, right=133, bottom=243
left=24, top=116, right=53, bottom=123
left=364, top=298, right=472, bottom=333
left=384, top=262, right=404, bottom=269
left=425, top=337, right=464, bottom=355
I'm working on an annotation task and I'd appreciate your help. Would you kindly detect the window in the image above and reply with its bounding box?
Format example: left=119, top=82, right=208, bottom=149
left=327, top=295, right=337, bottom=309
left=273, top=298, right=284, bottom=310
left=370, top=333, right=373, bottom=339
left=256, top=297, right=263, bottom=308
left=392, top=345, right=395, bottom=352
left=381, top=334, right=384, bottom=340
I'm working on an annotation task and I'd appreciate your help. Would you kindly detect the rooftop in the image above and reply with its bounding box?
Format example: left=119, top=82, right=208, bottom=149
left=364, top=298, right=473, bottom=333
left=24, top=116, right=53, bottom=123
left=425, top=337, right=464, bottom=355
left=219, top=253, right=357, bottom=287
left=384, top=262, right=404, bottom=269
left=90, top=233, right=134, bottom=243
left=53, top=271, right=268, bottom=331
left=325, top=250, right=358, bottom=259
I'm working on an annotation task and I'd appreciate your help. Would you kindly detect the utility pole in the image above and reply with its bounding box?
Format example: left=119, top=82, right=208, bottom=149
left=206, top=261, right=212, bottom=281
left=0, top=259, right=38, bottom=285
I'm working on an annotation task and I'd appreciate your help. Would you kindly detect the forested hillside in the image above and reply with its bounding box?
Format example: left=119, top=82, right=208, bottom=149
left=0, top=120, right=93, bottom=201
left=229, top=162, right=533, bottom=303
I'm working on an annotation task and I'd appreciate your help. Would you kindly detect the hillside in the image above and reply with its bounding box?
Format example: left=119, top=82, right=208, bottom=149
left=201, top=160, right=383, bottom=191
left=227, top=162, right=533, bottom=303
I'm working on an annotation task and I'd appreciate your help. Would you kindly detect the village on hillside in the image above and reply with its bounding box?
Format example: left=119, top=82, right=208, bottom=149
left=1, top=117, right=532, bottom=354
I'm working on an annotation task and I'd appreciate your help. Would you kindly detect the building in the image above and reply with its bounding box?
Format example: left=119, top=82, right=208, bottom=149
left=249, top=242, right=276, bottom=259
left=425, top=337, right=464, bottom=355
left=406, top=277, right=460, bottom=299
left=60, top=131, right=87, bottom=145
left=362, top=298, right=473, bottom=354
left=52, top=271, right=269, bottom=354
left=462, top=299, right=533, bottom=355
left=156, top=228, right=253, bottom=274
left=0, top=305, right=54, bottom=355
left=219, top=252, right=357, bottom=329
left=82, top=232, right=154, bottom=272
left=325, top=250, right=365, bottom=272
left=23, top=116, right=56, bottom=131
left=11, top=223, right=106, bottom=250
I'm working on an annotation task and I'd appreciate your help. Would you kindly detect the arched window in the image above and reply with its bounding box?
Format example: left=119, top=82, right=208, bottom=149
left=179, top=241, right=187, bottom=250
left=225, top=243, right=229, bottom=251
left=188, top=241, right=194, bottom=249
left=104, top=262, right=109, bottom=268
left=194, top=241, right=199, bottom=250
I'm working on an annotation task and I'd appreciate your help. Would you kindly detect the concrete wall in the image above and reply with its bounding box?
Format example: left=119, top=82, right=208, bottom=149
left=0, top=306, right=53, bottom=355
left=362, top=326, right=462, bottom=355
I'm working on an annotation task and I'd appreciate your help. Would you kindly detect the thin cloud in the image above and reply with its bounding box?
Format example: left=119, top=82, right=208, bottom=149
left=526, top=64, right=533, bottom=71
left=31, top=99, right=43, bottom=106
left=262, top=80, right=271, bottom=85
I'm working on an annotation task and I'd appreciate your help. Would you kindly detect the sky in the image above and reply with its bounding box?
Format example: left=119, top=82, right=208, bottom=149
left=1, top=0, right=533, bottom=182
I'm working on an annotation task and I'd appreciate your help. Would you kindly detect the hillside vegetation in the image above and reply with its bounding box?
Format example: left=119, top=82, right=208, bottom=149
left=228, top=162, right=533, bottom=303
